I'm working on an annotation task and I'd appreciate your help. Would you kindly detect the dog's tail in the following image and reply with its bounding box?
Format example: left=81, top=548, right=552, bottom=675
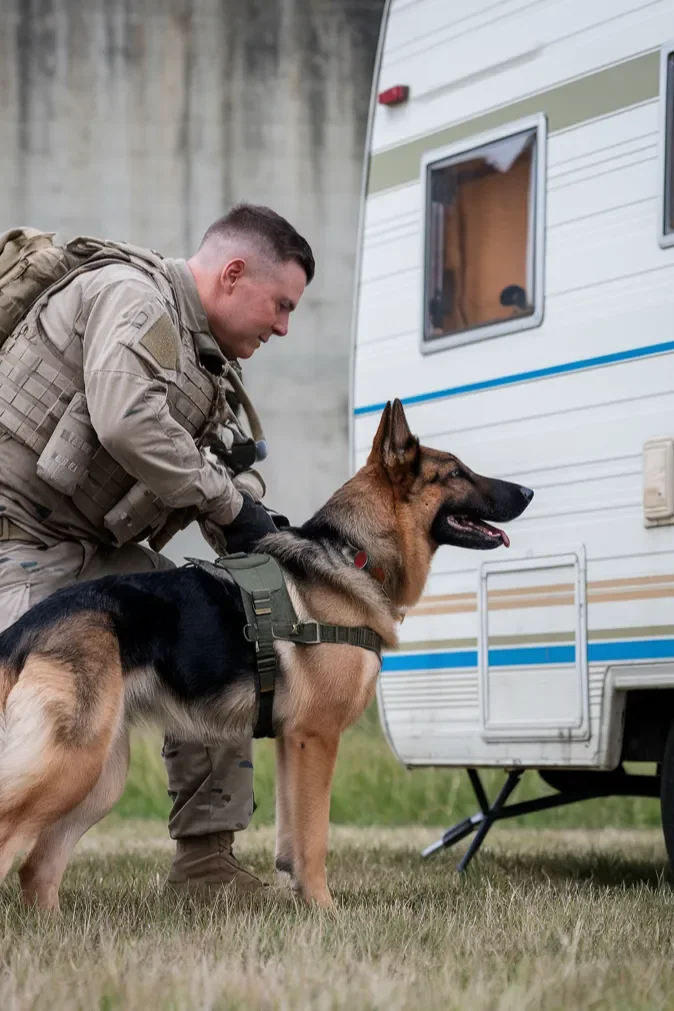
left=0, top=614, right=125, bottom=882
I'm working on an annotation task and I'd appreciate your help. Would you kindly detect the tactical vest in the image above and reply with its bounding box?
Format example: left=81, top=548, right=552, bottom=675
left=0, top=237, right=227, bottom=545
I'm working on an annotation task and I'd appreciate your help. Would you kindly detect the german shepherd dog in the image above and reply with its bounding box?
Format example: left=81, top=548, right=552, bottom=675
left=0, top=401, right=532, bottom=910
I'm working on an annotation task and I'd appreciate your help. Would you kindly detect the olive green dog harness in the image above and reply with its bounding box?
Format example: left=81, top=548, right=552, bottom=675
left=186, top=553, right=382, bottom=738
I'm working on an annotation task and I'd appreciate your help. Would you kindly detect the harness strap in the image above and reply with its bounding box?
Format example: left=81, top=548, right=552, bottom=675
left=186, top=553, right=383, bottom=740
left=271, top=621, right=382, bottom=655
left=251, top=589, right=276, bottom=738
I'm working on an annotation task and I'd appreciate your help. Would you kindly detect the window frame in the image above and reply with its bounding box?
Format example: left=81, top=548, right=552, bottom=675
left=658, top=42, right=674, bottom=249
left=419, top=113, right=547, bottom=356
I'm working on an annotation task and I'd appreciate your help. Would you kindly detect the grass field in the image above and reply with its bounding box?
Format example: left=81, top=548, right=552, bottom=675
left=2, top=707, right=672, bottom=1010
left=1, top=822, right=673, bottom=1010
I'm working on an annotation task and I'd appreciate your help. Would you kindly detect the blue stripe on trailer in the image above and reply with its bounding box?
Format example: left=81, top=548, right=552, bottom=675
left=381, top=638, right=674, bottom=672
left=354, top=340, right=674, bottom=417
left=382, top=650, right=478, bottom=671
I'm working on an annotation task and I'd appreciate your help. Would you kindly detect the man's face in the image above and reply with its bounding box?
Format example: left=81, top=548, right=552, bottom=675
left=209, top=258, right=307, bottom=360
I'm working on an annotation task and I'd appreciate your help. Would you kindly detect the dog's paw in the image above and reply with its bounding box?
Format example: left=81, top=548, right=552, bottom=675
left=275, top=856, right=301, bottom=894
left=304, top=886, right=334, bottom=910
left=274, top=855, right=294, bottom=876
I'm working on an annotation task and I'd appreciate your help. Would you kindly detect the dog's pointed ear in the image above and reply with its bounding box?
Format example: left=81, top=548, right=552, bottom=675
left=367, top=401, right=393, bottom=465
left=369, top=398, right=419, bottom=473
left=388, top=399, right=415, bottom=459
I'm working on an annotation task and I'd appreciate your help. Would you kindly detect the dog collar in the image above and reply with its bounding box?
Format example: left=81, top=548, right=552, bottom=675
left=352, top=549, right=386, bottom=585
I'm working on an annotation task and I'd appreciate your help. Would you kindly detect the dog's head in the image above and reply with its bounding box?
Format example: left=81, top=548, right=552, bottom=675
left=367, top=399, right=533, bottom=554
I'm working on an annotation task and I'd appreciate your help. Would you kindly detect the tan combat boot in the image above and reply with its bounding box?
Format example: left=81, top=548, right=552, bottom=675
left=166, top=831, right=266, bottom=894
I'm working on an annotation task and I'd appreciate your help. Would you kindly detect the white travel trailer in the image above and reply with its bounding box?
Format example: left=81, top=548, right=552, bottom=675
left=350, top=0, right=674, bottom=867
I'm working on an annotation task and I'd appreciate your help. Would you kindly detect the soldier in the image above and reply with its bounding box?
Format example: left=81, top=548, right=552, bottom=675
left=0, top=203, right=315, bottom=892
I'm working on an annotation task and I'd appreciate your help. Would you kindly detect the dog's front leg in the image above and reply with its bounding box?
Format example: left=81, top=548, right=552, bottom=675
left=287, top=730, right=339, bottom=907
left=274, top=735, right=296, bottom=885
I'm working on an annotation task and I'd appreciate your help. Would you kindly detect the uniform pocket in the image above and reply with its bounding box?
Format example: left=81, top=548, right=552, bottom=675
left=36, top=392, right=98, bottom=495
left=0, top=542, right=86, bottom=632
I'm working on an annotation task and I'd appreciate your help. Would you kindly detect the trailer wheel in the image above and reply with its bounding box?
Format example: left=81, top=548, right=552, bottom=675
left=661, top=720, right=674, bottom=870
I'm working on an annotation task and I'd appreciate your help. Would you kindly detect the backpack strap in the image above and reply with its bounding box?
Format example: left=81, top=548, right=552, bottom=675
left=0, top=229, right=171, bottom=357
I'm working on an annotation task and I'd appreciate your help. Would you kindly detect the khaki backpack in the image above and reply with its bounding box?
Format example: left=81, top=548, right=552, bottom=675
left=0, top=227, right=163, bottom=350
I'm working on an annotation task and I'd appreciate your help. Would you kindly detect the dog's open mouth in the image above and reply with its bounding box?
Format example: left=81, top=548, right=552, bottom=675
left=432, top=511, right=511, bottom=550
left=445, top=515, right=510, bottom=547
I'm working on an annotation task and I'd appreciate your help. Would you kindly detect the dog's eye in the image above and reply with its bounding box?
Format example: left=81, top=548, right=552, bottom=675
left=449, top=468, right=461, bottom=478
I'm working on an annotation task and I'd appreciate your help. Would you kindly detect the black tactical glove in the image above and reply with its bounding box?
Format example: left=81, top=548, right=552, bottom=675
left=264, top=505, right=290, bottom=529
left=224, top=492, right=278, bottom=554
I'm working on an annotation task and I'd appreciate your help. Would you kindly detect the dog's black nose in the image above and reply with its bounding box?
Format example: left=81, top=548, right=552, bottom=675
left=519, top=486, right=534, bottom=503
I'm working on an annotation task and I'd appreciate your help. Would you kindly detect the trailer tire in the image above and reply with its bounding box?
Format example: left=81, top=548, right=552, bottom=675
left=661, top=720, right=674, bottom=870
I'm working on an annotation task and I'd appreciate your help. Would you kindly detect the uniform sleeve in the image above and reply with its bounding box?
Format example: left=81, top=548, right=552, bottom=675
left=82, top=276, right=243, bottom=525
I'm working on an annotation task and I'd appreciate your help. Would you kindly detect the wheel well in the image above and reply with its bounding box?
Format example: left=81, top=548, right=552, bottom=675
left=620, top=689, right=674, bottom=763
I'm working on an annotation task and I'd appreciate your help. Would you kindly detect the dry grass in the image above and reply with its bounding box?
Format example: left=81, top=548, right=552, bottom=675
left=1, top=822, right=673, bottom=1010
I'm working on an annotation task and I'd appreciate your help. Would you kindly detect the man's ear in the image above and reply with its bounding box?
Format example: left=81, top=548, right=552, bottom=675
left=221, top=257, right=245, bottom=291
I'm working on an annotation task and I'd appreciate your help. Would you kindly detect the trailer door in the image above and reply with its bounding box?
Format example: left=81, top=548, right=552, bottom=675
left=479, top=550, right=590, bottom=742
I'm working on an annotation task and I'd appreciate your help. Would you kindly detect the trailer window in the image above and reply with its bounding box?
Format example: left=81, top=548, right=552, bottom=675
left=659, top=46, right=674, bottom=247
left=422, top=116, right=545, bottom=353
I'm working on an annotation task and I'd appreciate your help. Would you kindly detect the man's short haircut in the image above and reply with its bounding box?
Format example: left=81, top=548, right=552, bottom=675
left=200, top=203, right=315, bottom=284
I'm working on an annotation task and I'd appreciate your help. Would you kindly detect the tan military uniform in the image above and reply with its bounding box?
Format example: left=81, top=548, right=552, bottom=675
left=0, top=253, right=260, bottom=839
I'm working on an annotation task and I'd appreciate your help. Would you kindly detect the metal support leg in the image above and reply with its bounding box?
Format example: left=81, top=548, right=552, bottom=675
left=421, top=767, right=494, bottom=859
left=421, top=813, right=483, bottom=858
left=457, top=770, right=523, bottom=872
left=467, top=768, right=490, bottom=814
left=422, top=766, right=661, bottom=871
left=422, top=767, right=491, bottom=858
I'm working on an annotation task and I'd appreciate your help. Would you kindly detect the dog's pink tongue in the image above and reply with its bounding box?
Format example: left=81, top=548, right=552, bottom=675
left=482, top=520, right=510, bottom=547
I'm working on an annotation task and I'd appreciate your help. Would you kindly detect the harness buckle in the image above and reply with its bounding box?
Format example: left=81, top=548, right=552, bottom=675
left=242, top=623, right=258, bottom=643
left=297, top=622, right=321, bottom=644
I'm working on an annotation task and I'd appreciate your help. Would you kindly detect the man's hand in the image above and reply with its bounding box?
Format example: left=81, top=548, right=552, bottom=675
left=224, top=493, right=279, bottom=554
left=264, top=505, right=290, bottom=529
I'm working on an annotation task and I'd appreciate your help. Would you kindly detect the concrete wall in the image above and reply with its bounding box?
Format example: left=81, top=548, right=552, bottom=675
left=0, top=0, right=384, bottom=560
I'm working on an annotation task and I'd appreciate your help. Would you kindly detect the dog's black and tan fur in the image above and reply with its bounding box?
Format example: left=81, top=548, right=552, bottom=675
left=0, top=401, right=532, bottom=909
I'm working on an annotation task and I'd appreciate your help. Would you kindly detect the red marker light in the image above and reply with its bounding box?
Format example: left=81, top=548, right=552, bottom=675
left=378, top=85, right=409, bottom=107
